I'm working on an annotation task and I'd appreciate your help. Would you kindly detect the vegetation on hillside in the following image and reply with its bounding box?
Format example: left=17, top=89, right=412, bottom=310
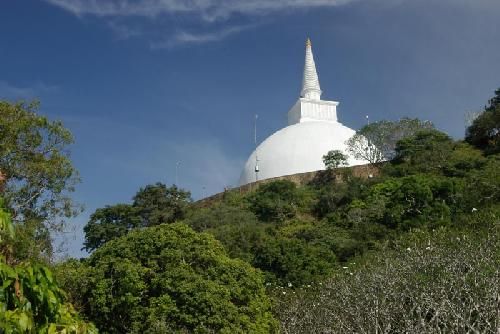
left=0, top=101, right=80, bottom=262
left=57, top=224, right=276, bottom=333
left=276, top=211, right=499, bottom=333
left=0, top=199, right=96, bottom=333
left=1, top=88, right=499, bottom=333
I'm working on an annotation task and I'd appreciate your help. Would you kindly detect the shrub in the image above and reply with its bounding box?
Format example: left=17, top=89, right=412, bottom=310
left=247, top=180, right=304, bottom=222
left=276, top=222, right=500, bottom=333
left=68, top=223, right=277, bottom=333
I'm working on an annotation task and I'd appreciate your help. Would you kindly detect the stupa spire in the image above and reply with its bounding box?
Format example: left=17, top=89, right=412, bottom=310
left=301, top=38, right=322, bottom=100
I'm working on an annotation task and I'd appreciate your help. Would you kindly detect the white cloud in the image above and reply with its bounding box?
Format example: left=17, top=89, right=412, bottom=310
left=45, top=0, right=356, bottom=47
left=45, top=0, right=354, bottom=21
left=0, top=81, right=59, bottom=100
left=108, top=21, right=143, bottom=40
left=151, top=24, right=256, bottom=48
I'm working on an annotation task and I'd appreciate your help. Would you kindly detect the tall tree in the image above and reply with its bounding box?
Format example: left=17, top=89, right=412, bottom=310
left=67, top=223, right=277, bottom=333
left=83, top=204, right=140, bottom=252
left=323, top=149, right=349, bottom=170
left=83, top=183, right=192, bottom=252
left=133, top=183, right=191, bottom=226
left=0, top=199, right=97, bottom=333
left=346, top=118, right=434, bottom=164
left=393, top=129, right=455, bottom=174
left=465, top=88, right=500, bottom=155
left=0, top=100, right=79, bottom=259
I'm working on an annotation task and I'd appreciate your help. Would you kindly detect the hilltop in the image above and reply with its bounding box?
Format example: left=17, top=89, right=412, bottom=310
left=1, top=89, right=499, bottom=333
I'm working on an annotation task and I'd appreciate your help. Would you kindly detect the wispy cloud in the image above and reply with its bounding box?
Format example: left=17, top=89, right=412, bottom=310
left=108, top=21, right=143, bottom=40
left=45, top=0, right=355, bottom=47
left=45, top=0, right=355, bottom=21
left=151, top=24, right=256, bottom=49
left=0, top=81, right=59, bottom=100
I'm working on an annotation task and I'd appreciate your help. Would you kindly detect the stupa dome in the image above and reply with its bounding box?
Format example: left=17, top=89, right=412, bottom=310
left=239, top=121, right=365, bottom=185
left=239, top=39, right=367, bottom=185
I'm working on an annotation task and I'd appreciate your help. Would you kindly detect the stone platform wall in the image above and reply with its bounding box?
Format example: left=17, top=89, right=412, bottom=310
left=196, top=164, right=380, bottom=207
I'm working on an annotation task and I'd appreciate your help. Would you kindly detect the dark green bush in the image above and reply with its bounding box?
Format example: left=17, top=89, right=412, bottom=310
left=62, top=223, right=277, bottom=334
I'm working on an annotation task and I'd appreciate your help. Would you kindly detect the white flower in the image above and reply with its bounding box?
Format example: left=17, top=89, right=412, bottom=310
left=342, top=266, right=348, bottom=269
left=349, top=272, right=353, bottom=275
left=472, top=207, right=478, bottom=212
left=287, top=282, right=293, bottom=288
left=426, top=246, right=431, bottom=250
left=406, top=247, right=411, bottom=251
left=307, top=284, right=311, bottom=288
left=282, top=291, right=286, bottom=295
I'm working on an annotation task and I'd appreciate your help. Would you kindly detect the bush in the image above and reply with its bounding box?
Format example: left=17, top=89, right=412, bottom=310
left=0, top=204, right=96, bottom=333
left=358, top=174, right=455, bottom=230
left=276, top=222, right=500, bottom=333
left=67, top=223, right=277, bottom=333
left=246, top=180, right=306, bottom=222
left=185, top=203, right=258, bottom=232
left=465, top=88, right=500, bottom=155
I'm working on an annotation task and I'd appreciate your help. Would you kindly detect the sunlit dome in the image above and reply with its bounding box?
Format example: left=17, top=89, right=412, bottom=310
left=239, top=39, right=366, bottom=185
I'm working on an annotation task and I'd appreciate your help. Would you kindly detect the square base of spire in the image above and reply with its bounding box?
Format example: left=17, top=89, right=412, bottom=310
left=287, top=98, right=339, bottom=125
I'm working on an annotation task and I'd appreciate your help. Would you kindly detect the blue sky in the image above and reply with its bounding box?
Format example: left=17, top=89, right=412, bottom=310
left=1, top=0, right=499, bottom=258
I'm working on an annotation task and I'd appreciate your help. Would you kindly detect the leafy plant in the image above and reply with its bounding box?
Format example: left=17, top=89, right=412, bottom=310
left=0, top=203, right=96, bottom=333
left=322, top=150, right=349, bottom=170
left=346, top=118, right=434, bottom=164
left=66, top=223, right=277, bottom=333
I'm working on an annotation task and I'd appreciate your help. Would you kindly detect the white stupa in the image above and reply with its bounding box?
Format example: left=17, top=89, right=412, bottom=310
left=239, top=39, right=366, bottom=185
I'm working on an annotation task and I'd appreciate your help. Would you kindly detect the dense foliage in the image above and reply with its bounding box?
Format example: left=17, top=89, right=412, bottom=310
left=276, top=209, right=500, bottom=333
left=83, top=183, right=191, bottom=251
left=346, top=117, right=434, bottom=163
left=466, top=88, right=500, bottom=155
left=0, top=101, right=79, bottom=261
left=17, top=89, right=498, bottom=333
left=322, top=149, right=348, bottom=169
left=58, top=223, right=277, bottom=334
left=0, top=200, right=96, bottom=333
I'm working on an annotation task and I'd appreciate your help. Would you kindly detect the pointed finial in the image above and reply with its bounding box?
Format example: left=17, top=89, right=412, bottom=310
left=301, top=37, right=321, bottom=100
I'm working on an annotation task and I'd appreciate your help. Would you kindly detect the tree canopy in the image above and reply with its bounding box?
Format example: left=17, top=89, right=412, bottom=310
left=466, top=88, right=500, bottom=155
left=0, top=199, right=96, bottom=333
left=0, top=100, right=79, bottom=260
left=83, top=183, right=191, bottom=252
left=62, top=223, right=277, bottom=333
left=322, top=150, right=349, bottom=170
left=346, top=118, right=434, bottom=164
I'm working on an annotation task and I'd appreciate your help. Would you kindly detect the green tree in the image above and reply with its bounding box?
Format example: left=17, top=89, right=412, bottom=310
left=185, top=202, right=259, bottom=232
left=322, top=150, right=349, bottom=170
left=392, top=129, right=455, bottom=175
left=253, top=235, right=337, bottom=286
left=466, top=88, right=500, bottom=155
left=442, top=142, right=487, bottom=177
left=346, top=118, right=434, bottom=164
left=83, top=204, right=140, bottom=252
left=133, top=183, right=191, bottom=226
left=246, top=180, right=305, bottom=222
left=70, top=223, right=277, bottom=333
left=359, top=174, right=454, bottom=230
left=277, top=222, right=500, bottom=333
left=83, top=183, right=192, bottom=252
left=0, top=200, right=96, bottom=333
left=0, top=100, right=79, bottom=260
left=462, top=155, right=500, bottom=209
